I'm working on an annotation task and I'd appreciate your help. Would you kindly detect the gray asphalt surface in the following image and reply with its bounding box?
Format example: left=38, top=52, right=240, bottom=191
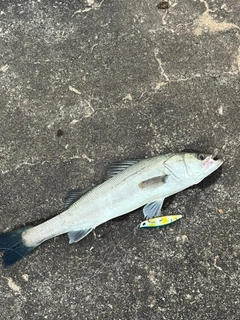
left=0, top=1, right=239, bottom=319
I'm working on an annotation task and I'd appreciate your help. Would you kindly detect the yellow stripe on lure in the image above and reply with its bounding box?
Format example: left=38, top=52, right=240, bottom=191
left=140, top=215, right=183, bottom=228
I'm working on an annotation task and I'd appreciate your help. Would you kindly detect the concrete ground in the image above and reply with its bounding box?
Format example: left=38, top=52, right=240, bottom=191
left=0, top=0, right=239, bottom=319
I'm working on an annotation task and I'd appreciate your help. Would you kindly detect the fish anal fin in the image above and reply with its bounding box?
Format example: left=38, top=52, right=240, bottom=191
left=68, top=228, right=93, bottom=244
left=143, top=199, right=164, bottom=219
left=139, top=175, right=168, bottom=189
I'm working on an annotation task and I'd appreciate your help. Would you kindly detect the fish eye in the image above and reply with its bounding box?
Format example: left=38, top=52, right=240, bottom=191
left=197, top=153, right=206, bottom=160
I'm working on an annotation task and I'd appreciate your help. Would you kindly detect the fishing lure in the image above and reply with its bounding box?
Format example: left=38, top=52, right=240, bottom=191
left=140, top=215, right=183, bottom=228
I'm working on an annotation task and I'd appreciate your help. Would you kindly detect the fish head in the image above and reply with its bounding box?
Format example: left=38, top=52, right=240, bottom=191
left=164, top=153, right=223, bottom=184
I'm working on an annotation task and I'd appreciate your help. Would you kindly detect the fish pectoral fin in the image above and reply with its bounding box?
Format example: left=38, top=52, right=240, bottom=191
left=106, top=160, right=140, bottom=179
left=68, top=228, right=93, bottom=244
left=143, top=199, right=164, bottom=219
left=64, top=187, right=92, bottom=209
left=138, top=175, right=168, bottom=189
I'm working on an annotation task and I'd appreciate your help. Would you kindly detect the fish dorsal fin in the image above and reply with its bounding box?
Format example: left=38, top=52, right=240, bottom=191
left=143, top=198, right=164, bottom=219
left=64, top=187, right=92, bottom=209
left=106, top=160, right=141, bottom=179
left=68, top=228, right=93, bottom=244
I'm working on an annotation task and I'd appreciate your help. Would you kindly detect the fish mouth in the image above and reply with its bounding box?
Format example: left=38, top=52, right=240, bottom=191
left=203, top=154, right=224, bottom=170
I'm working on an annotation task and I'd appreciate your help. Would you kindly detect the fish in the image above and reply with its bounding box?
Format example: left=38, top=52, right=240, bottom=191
left=140, top=215, right=183, bottom=228
left=0, top=152, right=223, bottom=267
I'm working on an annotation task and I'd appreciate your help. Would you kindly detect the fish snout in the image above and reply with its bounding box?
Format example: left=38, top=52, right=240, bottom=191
left=203, top=155, right=223, bottom=170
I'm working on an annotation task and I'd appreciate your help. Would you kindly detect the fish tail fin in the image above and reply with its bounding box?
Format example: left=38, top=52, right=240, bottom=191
left=0, top=228, right=36, bottom=267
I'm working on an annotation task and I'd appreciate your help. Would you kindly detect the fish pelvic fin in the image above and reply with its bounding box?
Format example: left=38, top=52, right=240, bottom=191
left=143, top=198, right=164, bottom=219
left=0, top=228, right=36, bottom=267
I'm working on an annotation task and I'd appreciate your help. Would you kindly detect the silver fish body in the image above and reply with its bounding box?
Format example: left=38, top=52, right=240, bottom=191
left=0, top=152, right=223, bottom=266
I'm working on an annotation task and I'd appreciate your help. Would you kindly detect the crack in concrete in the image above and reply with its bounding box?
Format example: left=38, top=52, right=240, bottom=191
left=2, top=276, right=21, bottom=294
left=0, top=65, right=9, bottom=72
left=219, top=47, right=240, bottom=76
left=123, top=93, right=133, bottom=101
left=154, top=49, right=203, bottom=90
left=237, top=46, right=240, bottom=72
left=154, top=49, right=170, bottom=82
left=155, top=73, right=201, bottom=90
left=69, top=86, right=81, bottom=95
left=0, top=154, right=91, bottom=175
left=73, top=0, right=105, bottom=15
left=194, top=0, right=239, bottom=36
left=220, top=3, right=232, bottom=13
left=154, top=43, right=240, bottom=91
left=154, top=48, right=202, bottom=90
